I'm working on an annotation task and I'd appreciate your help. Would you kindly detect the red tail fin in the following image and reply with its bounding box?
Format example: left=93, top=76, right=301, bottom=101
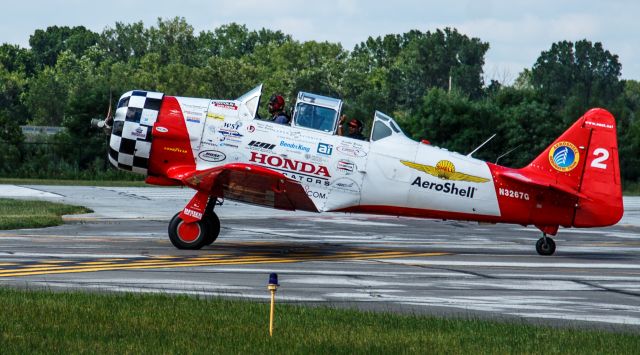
left=523, top=108, right=623, bottom=227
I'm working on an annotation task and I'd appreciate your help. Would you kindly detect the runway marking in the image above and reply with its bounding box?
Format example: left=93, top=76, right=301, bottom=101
left=0, top=245, right=449, bottom=278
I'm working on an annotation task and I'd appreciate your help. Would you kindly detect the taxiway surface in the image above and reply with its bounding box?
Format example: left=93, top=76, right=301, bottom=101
left=0, top=184, right=639, bottom=330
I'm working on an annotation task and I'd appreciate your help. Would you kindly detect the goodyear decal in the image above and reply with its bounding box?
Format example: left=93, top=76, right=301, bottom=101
left=549, top=141, right=579, bottom=172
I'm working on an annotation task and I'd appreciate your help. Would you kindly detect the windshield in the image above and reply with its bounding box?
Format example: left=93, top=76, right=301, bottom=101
left=294, top=102, right=337, bottom=132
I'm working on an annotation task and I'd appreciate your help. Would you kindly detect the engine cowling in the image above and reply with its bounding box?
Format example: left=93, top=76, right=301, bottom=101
left=108, top=90, right=164, bottom=175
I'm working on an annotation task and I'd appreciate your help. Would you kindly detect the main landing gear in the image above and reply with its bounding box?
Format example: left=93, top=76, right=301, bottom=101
left=168, top=200, right=221, bottom=250
left=535, top=233, right=556, bottom=256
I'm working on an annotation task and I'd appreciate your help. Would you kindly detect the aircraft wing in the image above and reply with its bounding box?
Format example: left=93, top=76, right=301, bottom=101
left=497, top=170, right=589, bottom=199
left=166, top=163, right=318, bottom=212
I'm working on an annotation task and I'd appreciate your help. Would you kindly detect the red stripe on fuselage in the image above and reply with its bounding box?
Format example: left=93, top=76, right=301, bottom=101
left=148, top=96, right=196, bottom=179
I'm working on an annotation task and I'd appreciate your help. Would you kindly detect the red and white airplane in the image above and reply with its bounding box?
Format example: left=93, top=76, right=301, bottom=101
left=99, top=84, right=623, bottom=255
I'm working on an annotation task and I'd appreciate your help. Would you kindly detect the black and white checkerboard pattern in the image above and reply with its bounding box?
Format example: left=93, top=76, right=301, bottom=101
left=108, top=90, right=164, bottom=175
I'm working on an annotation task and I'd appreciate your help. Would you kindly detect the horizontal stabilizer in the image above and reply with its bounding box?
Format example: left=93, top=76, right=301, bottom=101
left=497, top=170, right=589, bottom=199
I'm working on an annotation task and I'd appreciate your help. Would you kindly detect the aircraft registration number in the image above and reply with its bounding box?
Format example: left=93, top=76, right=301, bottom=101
left=498, top=188, right=530, bottom=201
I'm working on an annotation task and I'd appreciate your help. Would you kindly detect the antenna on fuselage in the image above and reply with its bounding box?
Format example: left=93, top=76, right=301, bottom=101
left=495, top=145, right=521, bottom=165
left=466, top=133, right=496, bottom=158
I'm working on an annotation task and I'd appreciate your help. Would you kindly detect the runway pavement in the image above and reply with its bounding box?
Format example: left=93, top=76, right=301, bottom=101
left=0, top=184, right=639, bottom=331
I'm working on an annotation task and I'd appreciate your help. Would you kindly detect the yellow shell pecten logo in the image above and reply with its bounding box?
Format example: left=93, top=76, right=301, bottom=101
left=401, top=160, right=490, bottom=183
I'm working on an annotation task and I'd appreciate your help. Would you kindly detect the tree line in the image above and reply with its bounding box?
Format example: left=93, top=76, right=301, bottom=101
left=0, top=17, right=638, bottom=183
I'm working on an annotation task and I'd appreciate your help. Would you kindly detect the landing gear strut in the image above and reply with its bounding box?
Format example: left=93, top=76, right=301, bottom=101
left=168, top=198, right=221, bottom=250
left=535, top=233, right=556, bottom=256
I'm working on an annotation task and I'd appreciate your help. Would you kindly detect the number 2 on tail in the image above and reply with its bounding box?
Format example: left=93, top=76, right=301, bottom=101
left=591, top=148, right=609, bottom=169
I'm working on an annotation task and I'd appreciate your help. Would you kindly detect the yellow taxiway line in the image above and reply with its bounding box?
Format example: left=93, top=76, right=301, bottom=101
left=0, top=251, right=448, bottom=278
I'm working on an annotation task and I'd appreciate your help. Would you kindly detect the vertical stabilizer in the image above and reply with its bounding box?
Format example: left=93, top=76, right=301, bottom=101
left=522, top=108, right=623, bottom=227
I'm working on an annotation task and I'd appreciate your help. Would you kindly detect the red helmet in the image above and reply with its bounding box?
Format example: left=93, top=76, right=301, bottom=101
left=268, top=94, right=285, bottom=112
left=348, top=119, right=363, bottom=132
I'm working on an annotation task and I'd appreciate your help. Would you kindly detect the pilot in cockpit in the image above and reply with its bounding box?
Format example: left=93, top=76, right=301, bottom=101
left=268, top=94, right=290, bottom=125
left=337, top=114, right=366, bottom=140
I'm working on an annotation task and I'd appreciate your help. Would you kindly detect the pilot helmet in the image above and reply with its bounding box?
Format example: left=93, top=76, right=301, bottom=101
left=348, top=119, right=364, bottom=133
left=268, top=94, right=285, bottom=113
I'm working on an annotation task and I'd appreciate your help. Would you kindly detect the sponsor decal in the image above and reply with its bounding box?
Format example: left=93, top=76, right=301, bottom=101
left=130, top=126, right=147, bottom=139
left=280, top=140, right=310, bottom=153
left=336, top=159, right=355, bottom=175
left=155, top=126, right=168, bottom=133
left=330, top=177, right=361, bottom=194
left=220, top=135, right=242, bottom=144
left=224, top=121, right=242, bottom=130
left=140, top=110, right=158, bottom=125
left=198, top=150, right=226, bottom=162
left=164, top=146, right=188, bottom=154
left=317, top=143, right=333, bottom=155
left=411, top=177, right=477, bottom=199
left=207, top=112, right=224, bottom=120
left=213, top=101, right=238, bottom=110
left=549, top=141, right=579, bottom=172
left=304, top=153, right=328, bottom=164
left=183, top=208, right=203, bottom=219
left=184, top=109, right=203, bottom=123
left=304, top=186, right=327, bottom=199
left=220, top=143, right=239, bottom=148
left=585, top=121, right=614, bottom=130
left=498, top=188, right=529, bottom=200
left=249, top=152, right=331, bottom=186
left=246, top=125, right=256, bottom=133
left=401, top=160, right=489, bottom=183
left=248, top=140, right=276, bottom=151
left=218, top=128, right=243, bottom=138
left=336, top=145, right=367, bottom=157
left=217, top=122, right=243, bottom=138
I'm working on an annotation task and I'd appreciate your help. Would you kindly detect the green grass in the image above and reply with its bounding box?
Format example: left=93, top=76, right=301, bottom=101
left=0, top=199, right=92, bottom=230
left=0, top=289, right=637, bottom=354
left=0, top=178, right=148, bottom=187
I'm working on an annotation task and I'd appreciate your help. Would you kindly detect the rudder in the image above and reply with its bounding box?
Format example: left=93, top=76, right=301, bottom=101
left=573, top=109, right=623, bottom=227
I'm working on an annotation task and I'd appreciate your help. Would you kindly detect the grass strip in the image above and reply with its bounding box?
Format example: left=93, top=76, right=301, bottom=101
left=0, top=178, right=148, bottom=187
left=0, top=288, right=637, bottom=354
left=0, top=199, right=92, bottom=230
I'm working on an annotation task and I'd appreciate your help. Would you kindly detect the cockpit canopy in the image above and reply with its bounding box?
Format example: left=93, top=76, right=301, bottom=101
left=292, top=92, right=342, bottom=133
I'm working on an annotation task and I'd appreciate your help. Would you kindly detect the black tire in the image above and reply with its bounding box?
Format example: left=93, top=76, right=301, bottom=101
left=204, top=211, right=221, bottom=245
left=168, top=212, right=210, bottom=250
left=536, top=237, right=556, bottom=256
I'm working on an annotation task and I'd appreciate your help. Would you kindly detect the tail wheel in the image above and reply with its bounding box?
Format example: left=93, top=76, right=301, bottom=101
left=168, top=213, right=210, bottom=250
left=536, top=236, right=556, bottom=256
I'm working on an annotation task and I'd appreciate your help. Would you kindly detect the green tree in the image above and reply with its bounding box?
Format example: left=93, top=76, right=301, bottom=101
left=0, top=65, right=26, bottom=173
left=23, top=66, right=68, bottom=125
left=615, top=80, right=640, bottom=181
left=29, top=25, right=99, bottom=68
left=531, top=39, right=623, bottom=122
left=100, top=21, right=149, bottom=62
left=147, top=17, right=197, bottom=66
left=404, top=88, right=500, bottom=162
left=396, top=28, right=489, bottom=105
left=0, top=44, right=34, bottom=74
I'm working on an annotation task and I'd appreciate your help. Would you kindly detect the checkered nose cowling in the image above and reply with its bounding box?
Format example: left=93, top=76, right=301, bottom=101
left=108, top=90, right=164, bottom=175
